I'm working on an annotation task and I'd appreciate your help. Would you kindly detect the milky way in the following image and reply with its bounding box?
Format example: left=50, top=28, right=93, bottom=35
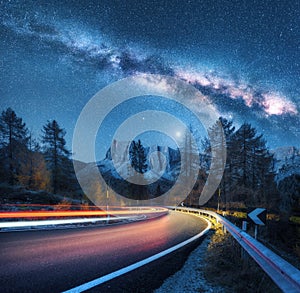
left=0, top=0, right=299, bottom=159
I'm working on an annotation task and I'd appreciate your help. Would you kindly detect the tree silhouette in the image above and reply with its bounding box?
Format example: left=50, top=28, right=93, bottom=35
left=42, top=120, right=70, bottom=193
left=129, top=139, right=148, bottom=201
left=0, top=108, right=28, bottom=185
left=129, top=139, right=148, bottom=174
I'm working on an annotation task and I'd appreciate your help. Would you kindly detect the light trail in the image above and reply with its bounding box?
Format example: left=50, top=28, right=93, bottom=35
left=0, top=216, right=141, bottom=228
left=0, top=207, right=168, bottom=219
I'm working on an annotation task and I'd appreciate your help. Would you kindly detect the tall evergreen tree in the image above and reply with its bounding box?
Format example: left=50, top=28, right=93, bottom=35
left=129, top=139, right=148, bottom=174
left=18, top=132, right=50, bottom=190
left=0, top=108, right=28, bottom=185
left=129, top=139, right=148, bottom=200
left=230, top=123, right=275, bottom=205
left=203, top=117, right=232, bottom=208
left=181, top=125, right=202, bottom=205
left=42, top=120, right=70, bottom=194
left=182, top=125, right=200, bottom=177
left=217, top=117, right=235, bottom=207
left=231, top=123, right=261, bottom=187
left=203, top=118, right=277, bottom=209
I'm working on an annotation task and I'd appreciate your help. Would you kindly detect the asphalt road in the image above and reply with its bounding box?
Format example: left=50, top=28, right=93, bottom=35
left=0, top=211, right=208, bottom=292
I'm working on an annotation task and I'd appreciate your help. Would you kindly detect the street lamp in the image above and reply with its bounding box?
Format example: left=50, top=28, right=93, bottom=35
left=217, top=188, right=221, bottom=213
left=106, top=184, right=110, bottom=224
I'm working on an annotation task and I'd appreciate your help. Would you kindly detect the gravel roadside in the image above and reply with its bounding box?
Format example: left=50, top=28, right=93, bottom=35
left=154, top=233, right=225, bottom=293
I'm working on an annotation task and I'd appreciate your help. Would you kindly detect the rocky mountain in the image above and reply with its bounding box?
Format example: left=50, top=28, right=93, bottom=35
left=104, top=141, right=181, bottom=180
left=271, top=146, right=300, bottom=182
left=75, top=141, right=183, bottom=201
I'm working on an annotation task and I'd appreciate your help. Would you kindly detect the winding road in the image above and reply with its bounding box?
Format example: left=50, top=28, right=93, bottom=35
left=0, top=211, right=208, bottom=292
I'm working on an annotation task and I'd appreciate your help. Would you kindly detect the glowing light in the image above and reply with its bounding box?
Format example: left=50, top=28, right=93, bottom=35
left=262, top=93, right=298, bottom=115
left=175, top=67, right=298, bottom=117
left=175, top=131, right=181, bottom=137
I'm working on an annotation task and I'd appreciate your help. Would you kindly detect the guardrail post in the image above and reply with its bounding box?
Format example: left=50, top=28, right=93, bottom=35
left=254, top=225, right=258, bottom=240
left=241, top=221, right=248, bottom=261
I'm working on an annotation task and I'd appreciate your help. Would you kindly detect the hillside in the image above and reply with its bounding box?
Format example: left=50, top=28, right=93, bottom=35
left=271, top=146, right=300, bottom=182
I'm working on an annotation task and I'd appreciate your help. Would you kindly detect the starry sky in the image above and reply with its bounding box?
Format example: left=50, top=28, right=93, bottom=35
left=1, top=0, right=299, bottom=162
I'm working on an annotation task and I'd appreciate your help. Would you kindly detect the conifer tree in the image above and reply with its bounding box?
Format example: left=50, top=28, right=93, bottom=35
left=18, top=132, right=50, bottom=190
left=129, top=139, right=148, bottom=200
left=217, top=117, right=235, bottom=207
left=0, top=108, right=28, bottom=185
left=42, top=120, right=70, bottom=193
left=230, top=123, right=275, bottom=205
left=203, top=118, right=277, bottom=208
left=129, top=139, right=148, bottom=174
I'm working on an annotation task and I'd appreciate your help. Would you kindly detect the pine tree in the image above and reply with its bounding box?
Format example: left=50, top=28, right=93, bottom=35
left=27, top=133, right=39, bottom=187
left=182, top=125, right=200, bottom=177
left=217, top=117, right=235, bottom=208
left=230, top=123, right=275, bottom=205
left=202, top=118, right=239, bottom=207
left=0, top=108, right=28, bottom=185
left=129, top=139, right=148, bottom=201
left=181, top=125, right=202, bottom=205
left=18, top=132, right=50, bottom=190
left=203, top=118, right=277, bottom=209
left=42, top=120, right=70, bottom=194
left=231, top=123, right=260, bottom=187
left=129, top=139, right=148, bottom=174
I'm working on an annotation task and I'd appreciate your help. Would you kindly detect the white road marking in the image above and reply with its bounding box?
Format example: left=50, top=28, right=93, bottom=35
left=0, top=216, right=139, bottom=229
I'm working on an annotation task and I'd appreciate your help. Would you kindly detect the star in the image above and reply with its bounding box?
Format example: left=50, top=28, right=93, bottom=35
left=0, top=0, right=299, bottom=160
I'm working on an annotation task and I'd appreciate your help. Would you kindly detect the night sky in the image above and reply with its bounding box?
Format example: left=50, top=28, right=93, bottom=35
left=1, top=0, right=299, bottom=162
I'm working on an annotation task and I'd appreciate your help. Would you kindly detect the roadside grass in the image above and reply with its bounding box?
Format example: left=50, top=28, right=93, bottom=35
left=290, top=216, right=300, bottom=225
left=203, top=222, right=281, bottom=293
left=207, top=206, right=300, bottom=263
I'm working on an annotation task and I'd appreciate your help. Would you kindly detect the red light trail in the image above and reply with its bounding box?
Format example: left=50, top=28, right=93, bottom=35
left=0, top=207, right=168, bottom=219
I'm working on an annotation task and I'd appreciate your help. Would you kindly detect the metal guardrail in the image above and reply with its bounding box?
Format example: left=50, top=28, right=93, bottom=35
left=172, top=206, right=300, bottom=293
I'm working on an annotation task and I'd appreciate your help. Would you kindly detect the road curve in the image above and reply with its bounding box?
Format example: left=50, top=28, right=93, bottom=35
left=0, top=211, right=208, bottom=292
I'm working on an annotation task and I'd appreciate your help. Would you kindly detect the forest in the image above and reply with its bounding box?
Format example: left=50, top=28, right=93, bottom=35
left=0, top=107, right=299, bottom=219
left=0, top=108, right=80, bottom=203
